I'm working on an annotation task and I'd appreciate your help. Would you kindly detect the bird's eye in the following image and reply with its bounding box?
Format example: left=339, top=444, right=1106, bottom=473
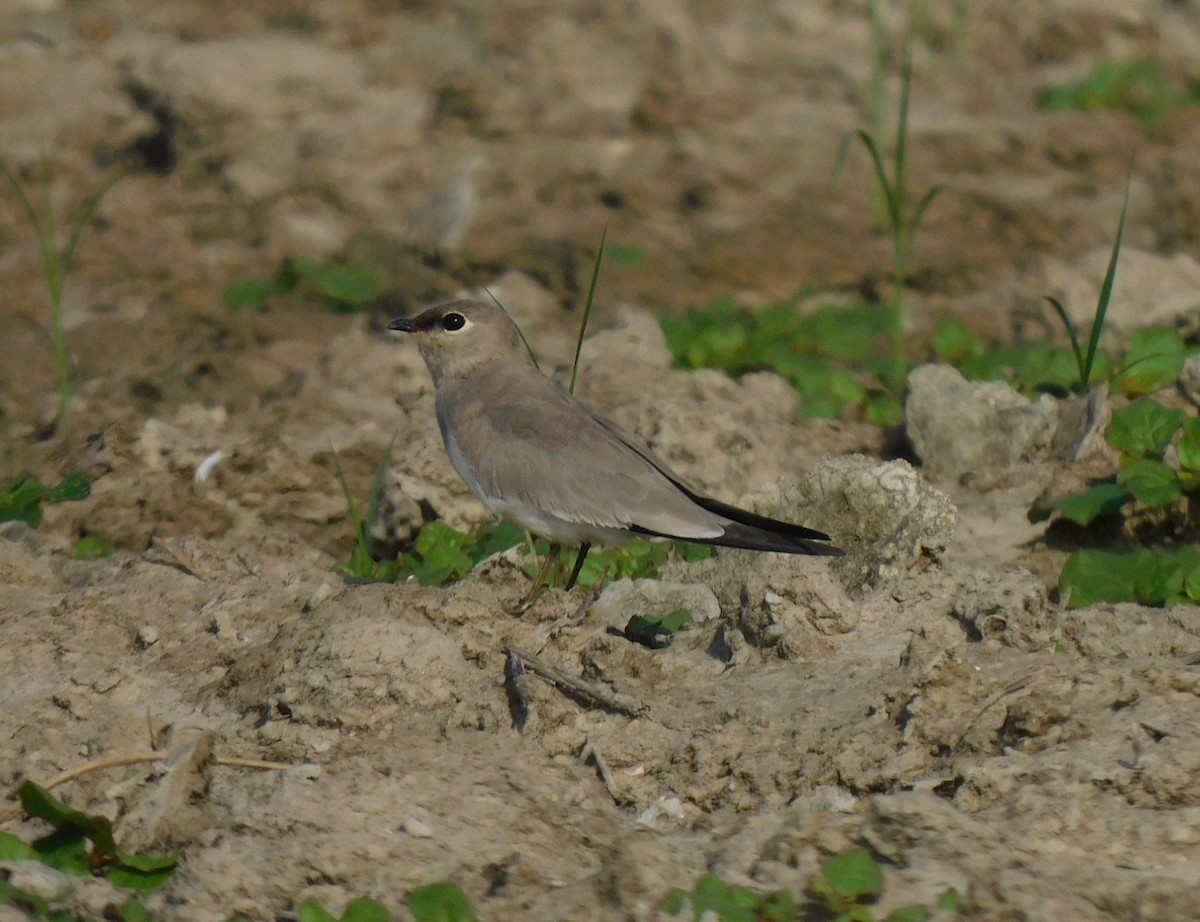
left=441, top=312, right=467, bottom=332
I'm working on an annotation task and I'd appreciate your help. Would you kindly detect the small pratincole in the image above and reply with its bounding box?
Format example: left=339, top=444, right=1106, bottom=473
left=389, top=299, right=842, bottom=609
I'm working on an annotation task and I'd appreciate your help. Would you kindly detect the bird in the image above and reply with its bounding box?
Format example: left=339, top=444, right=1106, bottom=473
left=388, top=299, right=842, bottom=610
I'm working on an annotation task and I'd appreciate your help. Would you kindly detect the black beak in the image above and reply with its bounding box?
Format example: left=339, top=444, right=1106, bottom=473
left=387, top=317, right=417, bottom=333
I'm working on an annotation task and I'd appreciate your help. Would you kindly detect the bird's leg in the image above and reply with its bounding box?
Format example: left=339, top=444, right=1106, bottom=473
left=564, top=543, right=592, bottom=591
left=506, top=543, right=561, bottom=615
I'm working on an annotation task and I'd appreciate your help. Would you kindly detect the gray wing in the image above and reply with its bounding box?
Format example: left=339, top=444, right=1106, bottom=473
left=450, top=375, right=726, bottom=540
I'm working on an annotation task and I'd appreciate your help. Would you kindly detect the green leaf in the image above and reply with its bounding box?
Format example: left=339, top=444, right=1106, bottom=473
left=108, top=857, right=177, bottom=893
left=71, top=534, right=112, bottom=560
left=1117, top=327, right=1186, bottom=394
left=659, top=874, right=762, bottom=922
left=1184, top=564, right=1200, bottom=602
left=19, top=781, right=115, bottom=857
left=48, top=471, right=90, bottom=503
left=311, top=264, right=384, bottom=307
left=1176, top=417, right=1200, bottom=472
left=865, top=392, right=904, bottom=426
left=1107, top=399, right=1185, bottom=458
left=0, top=474, right=48, bottom=527
left=932, top=315, right=986, bottom=364
left=115, top=899, right=154, bottom=922
left=341, top=897, right=395, bottom=922
left=676, top=541, right=715, bottom=562
left=1116, top=459, right=1184, bottom=507
left=299, top=900, right=341, bottom=922
left=936, top=888, right=963, bottom=912
left=407, top=883, right=478, bottom=922
left=1031, top=481, right=1125, bottom=526
left=1059, top=547, right=1200, bottom=608
left=222, top=276, right=281, bottom=311
left=0, top=830, right=34, bottom=860
left=467, top=520, right=526, bottom=563
left=30, top=827, right=91, bottom=875
left=115, top=850, right=177, bottom=874
left=822, top=847, right=884, bottom=899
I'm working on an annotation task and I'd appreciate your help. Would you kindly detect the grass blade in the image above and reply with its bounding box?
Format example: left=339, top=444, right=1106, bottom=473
left=63, top=170, right=125, bottom=273
left=853, top=131, right=901, bottom=233
left=909, top=183, right=949, bottom=242
left=1082, top=176, right=1130, bottom=388
left=893, top=31, right=913, bottom=219
left=329, top=443, right=363, bottom=544
left=569, top=224, right=607, bottom=395
left=1045, top=295, right=1086, bottom=385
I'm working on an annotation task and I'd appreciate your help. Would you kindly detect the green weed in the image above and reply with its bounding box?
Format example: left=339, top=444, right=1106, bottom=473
left=662, top=296, right=904, bottom=423
left=932, top=316, right=1189, bottom=399
left=396, top=520, right=527, bottom=586
left=835, top=33, right=949, bottom=398
left=0, top=872, right=151, bottom=922
left=331, top=438, right=400, bottom=582
left=223, top=256, right=383, bottom=313
left=0, top=471, right=90, bottom=528
left=1031, top=397, right=1200, bottom=607
left=1059, top=546, right=1200, bottom=609
left=0, top=159, right=124, bottom=436
left=1040, top=176, right=1130, bottom=394
left=300, top=896, right=395, bottom=922
left=661, top=874, right=797, bottom=922
left=407, top=882, right=480, bottom=922
left=1036, top=58, right=1200, bottom=131
left=528, top=537, right=713, bottom=593
left=3, top=782, right=176, bottom=894
left=70, top=534, right=112, bottom=560
left=662, top=847, right=961, bottom=922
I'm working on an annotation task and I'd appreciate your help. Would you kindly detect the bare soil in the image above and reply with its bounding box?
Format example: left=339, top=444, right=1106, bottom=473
left=2, top=2, right=1200, bottom=920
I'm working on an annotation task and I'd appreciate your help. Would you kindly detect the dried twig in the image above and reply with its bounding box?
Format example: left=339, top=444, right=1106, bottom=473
left=954, top=671, right=1038, bottom=749
left=0, top=750, right=292, bottom=822
left=507, top=646, right=646, bottom=717
left=581, top=734, right=619, bottom=803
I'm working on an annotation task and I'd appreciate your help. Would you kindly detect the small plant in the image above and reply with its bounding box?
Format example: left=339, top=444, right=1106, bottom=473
left=931, top=317, right=1187, bottom=400
left=332, top=438, right=402, bottom=582
left=1040, top=176, right=1129, bottom=395
left=1036, top=58, right=1200, bottom=131
left=806, top=847, right=960, bottom=922
left=70, top=534, right=113, bottom=560
left=396, top=519, right=527, bottom=586
left=1031, top=397, right=1200, bottom=608
left=661, top=848, right=961, bottom=922
left=0, top=873, right=151, bottom=922
left=538, top=538, right=712, bottom=591
left=2, top=782, right=177, bottom=894
left=0, top=471, right=90, bottom=527
left=661, top=873, right=797, bottom=922
left=835, top=34, right=949, bottom=402
left=662, top=296, right=905, bottom=423
left=407, top=882, right=480, bottom=922
left=0, top=159, right=124, bottom=436
left=223, top=256, right=383, bottom=313
left=299, top=896, right=395, bottom=922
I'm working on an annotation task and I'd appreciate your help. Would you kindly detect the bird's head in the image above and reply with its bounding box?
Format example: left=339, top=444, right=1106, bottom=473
left=388, top=299, right=530, bottom=384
